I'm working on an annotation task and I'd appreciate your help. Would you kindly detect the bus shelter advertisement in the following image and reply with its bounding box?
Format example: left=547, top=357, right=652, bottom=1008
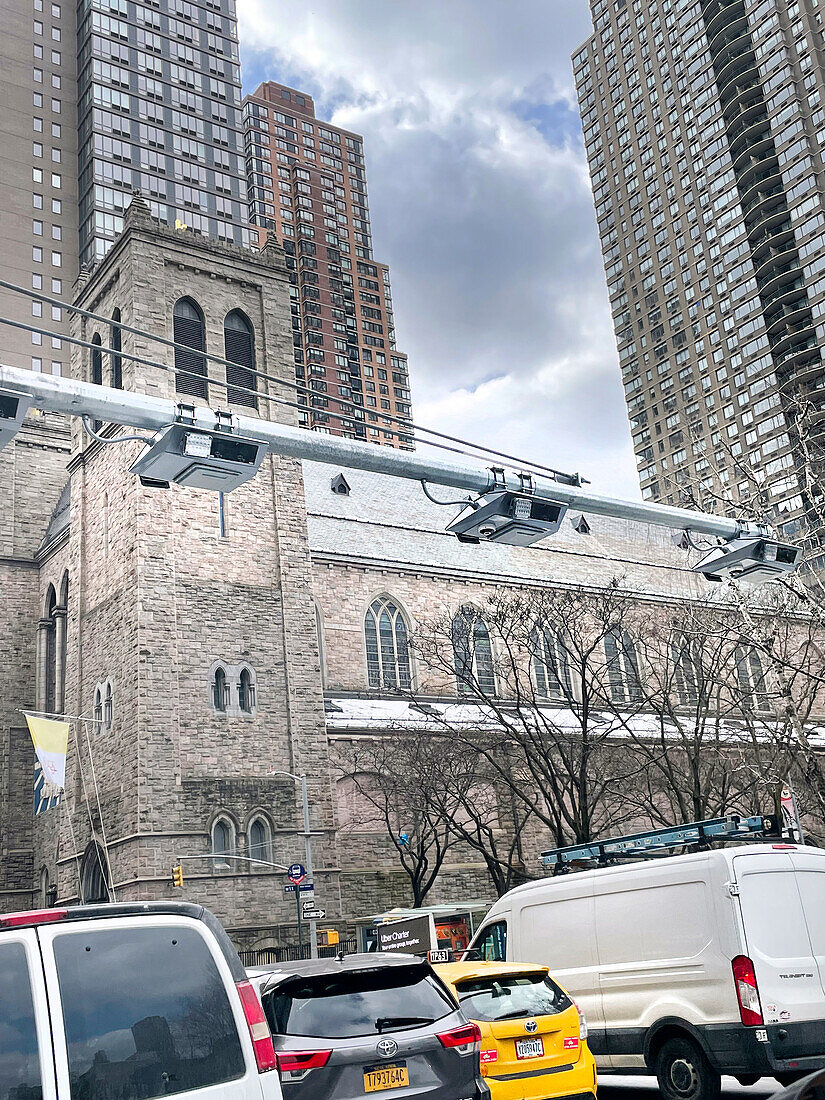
left=377, top=914, right=438, bottom=955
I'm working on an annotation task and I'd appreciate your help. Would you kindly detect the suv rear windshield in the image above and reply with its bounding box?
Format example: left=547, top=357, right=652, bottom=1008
left=455, top=973, right=572, bottom=1023
left=263, top=965, right=455, bottom=1038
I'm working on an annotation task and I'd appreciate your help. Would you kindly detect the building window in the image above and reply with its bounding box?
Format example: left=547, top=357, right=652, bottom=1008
left=173, top=296, right=208, bottom=399
left=104, top=681, right=113, bottom=730
left=213, top=665, right=228, bottom=711
left=452, top=606, right=495, bottom=696
left=211, top=818, right=233, bottom=869
left=604, top=631, right=643, bottom=704
left=224, top=309, right=257, bottom=409
left=110, top=308, right=123, bottom=388
left=80, top=842, right=110, bottom=903
left=672, top=638, right=700, bottom=706
left=247, top=817, right=271, bottom=866
left=365, top=596, right=411, bottom=690
left=93, top=684, right=103, bottom=726
left=91, top=333, right=103, bottom=385
left=238, top=666, right=255, bottom=713
left=735, top=646, right=772, bottom=713
left=531, top=626, right=570, bottom=700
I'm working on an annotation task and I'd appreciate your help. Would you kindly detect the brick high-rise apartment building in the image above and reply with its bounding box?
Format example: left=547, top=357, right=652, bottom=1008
left=575, top=0, right=825, bottom=544
left=0, top=0, right=250, bottom=377
left=243, top=81, right=414, bottom=448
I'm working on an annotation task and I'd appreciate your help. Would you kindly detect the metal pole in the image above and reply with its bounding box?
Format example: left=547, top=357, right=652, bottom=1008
left=296, top=886, right=303, bottom=954
left=301, top=775, right=319, bottom=960
left=0, top=362, right=753, bottom=540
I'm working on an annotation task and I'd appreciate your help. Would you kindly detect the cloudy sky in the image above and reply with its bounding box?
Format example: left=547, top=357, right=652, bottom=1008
left=238, top=1, right=641, bottom=499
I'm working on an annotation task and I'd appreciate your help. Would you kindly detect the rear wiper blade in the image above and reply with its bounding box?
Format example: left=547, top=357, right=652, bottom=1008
left=375, top=1016, right=434, bottom=1032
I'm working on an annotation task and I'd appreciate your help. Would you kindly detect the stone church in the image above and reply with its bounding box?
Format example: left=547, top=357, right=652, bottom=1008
left=0, top=199, right=711, bottom=949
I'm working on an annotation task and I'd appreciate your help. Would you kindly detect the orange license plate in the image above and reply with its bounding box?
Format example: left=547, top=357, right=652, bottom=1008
left=364, top=1063, right=409, bottom=1092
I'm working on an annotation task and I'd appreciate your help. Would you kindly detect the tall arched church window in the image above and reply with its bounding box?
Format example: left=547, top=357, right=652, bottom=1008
left=604, top=630, right=642, bottom=704
left=224, top=310, right=257, bottom=409
left=213, top=666, right=228, bottom=712
left=672, top=638, right=700, bottom=706
left=173, top=297, right=208, bottom=400
left=211, top=818, right=233, bottom=869
left=452, top=607, right=495, bottom=696
left=248, top=817, right=271, bottom=865
left=531, top=626, right=570, bottom=700
left=735, top=646, right=772, bottom=713
left=80, top=842, right=110, bottom=903
left=90, top=334, right=103, bottom=431
left=110, top=308, right=123, bottom=389
left=238, top=667, right=256, bottom=713
left=365, top=597, right=412, bottom=690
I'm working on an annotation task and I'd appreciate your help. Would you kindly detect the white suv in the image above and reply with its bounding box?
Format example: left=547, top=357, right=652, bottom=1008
left=0, top=900, right=282, bottom=1100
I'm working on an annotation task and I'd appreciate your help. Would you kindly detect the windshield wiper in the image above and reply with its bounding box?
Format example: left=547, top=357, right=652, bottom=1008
left=494, top=1009, right=532, bottom=1021
left=375, top=1016, right=434, bottom=1032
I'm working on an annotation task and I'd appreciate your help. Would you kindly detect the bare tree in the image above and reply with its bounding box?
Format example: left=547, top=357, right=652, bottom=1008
left=340, top=736, right=455, bottom=907
left=410, top=583, right=649, bottom=849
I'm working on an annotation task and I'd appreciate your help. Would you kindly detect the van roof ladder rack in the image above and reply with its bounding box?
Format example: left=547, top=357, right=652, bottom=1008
left=540, top=814, right=782, bottom=872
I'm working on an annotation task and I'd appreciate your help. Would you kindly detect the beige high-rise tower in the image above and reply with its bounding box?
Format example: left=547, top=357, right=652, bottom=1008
left=575, top=0, right=825, bottom=556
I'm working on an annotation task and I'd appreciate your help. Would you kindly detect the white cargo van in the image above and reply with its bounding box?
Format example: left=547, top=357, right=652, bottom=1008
left=0, top=900, right=282, bottom=1100
left=465, top=843, right=825, bottom=1100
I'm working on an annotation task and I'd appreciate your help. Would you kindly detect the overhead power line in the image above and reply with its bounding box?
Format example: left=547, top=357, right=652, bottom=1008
left=0, top=277, right=584, bottom=486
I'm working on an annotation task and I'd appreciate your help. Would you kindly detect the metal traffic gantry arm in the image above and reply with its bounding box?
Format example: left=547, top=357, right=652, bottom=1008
left=0, top=362, right=802, bottom=581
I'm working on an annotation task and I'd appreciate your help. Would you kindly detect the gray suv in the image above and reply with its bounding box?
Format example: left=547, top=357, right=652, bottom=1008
left=255, top=952, right=489, bottom=1100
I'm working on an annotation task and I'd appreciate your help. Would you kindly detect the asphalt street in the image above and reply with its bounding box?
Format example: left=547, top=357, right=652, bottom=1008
left=599, top=1075, right=783, bottom=1100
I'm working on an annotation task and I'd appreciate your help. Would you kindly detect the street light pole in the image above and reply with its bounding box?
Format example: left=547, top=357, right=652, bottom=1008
left=272, top=770, right=318, bottom=959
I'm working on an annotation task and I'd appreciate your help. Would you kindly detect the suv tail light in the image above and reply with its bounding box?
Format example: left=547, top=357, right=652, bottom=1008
left=732, top=955, right=763, bottom=1026
left=235, top=980, right=277, bottom=1072
left=0, top=908, right=68, bottom=928
left=276, top=1050, right=332, bottom=1078
left=437, top=1022, right=481, bottom=1055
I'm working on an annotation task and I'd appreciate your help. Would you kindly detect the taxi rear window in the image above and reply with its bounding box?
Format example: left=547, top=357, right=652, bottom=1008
left=455, top=973, right=572, bottom=1023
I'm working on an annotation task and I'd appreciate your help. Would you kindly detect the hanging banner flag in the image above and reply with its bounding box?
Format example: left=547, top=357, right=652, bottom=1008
left=24, top=713, right=69, bottom=790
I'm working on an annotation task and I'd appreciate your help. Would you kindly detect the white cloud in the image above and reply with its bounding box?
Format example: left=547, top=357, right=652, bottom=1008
left=239, top=0, right=641, bottom=499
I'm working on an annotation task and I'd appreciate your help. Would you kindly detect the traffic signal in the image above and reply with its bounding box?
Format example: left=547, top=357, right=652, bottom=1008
left=319, top=930, right=339, bottom=947
left=171, top=864, right=184, bottom=888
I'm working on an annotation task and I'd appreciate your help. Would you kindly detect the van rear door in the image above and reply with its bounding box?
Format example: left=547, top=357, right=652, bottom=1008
left=733, top=850, right=823, bottom=1042
left=0, top=928, right=57, bottom=1100
left=790, top=850, right=825, bottom=1000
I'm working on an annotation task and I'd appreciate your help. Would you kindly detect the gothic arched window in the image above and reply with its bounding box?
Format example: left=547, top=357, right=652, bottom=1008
left=604, top=630, right=642, bottom=704
left=238, top=667, right=256, bottom=713
left=224, top=310, right=257, bottom=409
left=173, top=297, right=208, bottom=399
left=80, top=842, right=110, bottom=903
left=531, top=625, right=571, bottom=700
left=211, top=818, right=233, bottom=869
left=365, top=596, right=412, bottom=690
left=452, top=607, right=496, bottom=696
left=248, top=817, right=271, bottom=866
left=213, top=666, right=228, bottom=712
left=672, top=638, right=700, bottom=706
left=110, top=308, right=123, bottom=389
left=735, top=646, right=772, bottom=713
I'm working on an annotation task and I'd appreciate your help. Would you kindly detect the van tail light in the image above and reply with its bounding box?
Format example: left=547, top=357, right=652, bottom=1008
left=732, top=955, right=763, bottom=1026
left=573, top=1000, right=588, bottom=1041
left=275, top=1050, right=332, bottom=1080
left=437, top=1022, right=482, bottom=1055
left=235, top=980, right=277, bottom=1072
left=0, top=908, right=68, bottom=928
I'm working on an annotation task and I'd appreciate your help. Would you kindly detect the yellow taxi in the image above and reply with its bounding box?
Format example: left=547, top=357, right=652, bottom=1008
left=436, top=962, right=596, bottom=1100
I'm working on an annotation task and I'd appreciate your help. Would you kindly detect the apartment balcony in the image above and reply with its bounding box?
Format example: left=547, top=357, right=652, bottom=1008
left=772, top=331, right=820, bottom=369
left=714, top=44, right=760, bottom=92
left=758, top=259, right=806, bottom=301
left=743, top=197, right=793, bottom=239
left=777, top=346, right=824, bottom=386
left=765, top=298, right=812, bottom=337
left=706, top=9, right=749, bottom=54
left=739, top=174, right=786, bottom=219
left=731, top=132, right=777, bottom=174
left=750, top=228, right=796, bottom=278
left=721, top=77, right=765, bottom=118
left=760, top=277, right=807, bottom=314
left=703, top=0, right=747, bottom=40
left=727, top=117, right=772, bottom=160
left=736, top=149, right=781, bottom=194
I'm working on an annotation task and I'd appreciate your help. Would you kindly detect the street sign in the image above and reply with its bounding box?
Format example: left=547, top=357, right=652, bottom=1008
left=302, top=908, right=326, bottom=920
left=301, top=897, right=321, bottom=917
left=287, top=862, right=306, bottom=884
left=284, top=882, right=314, bottom=893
